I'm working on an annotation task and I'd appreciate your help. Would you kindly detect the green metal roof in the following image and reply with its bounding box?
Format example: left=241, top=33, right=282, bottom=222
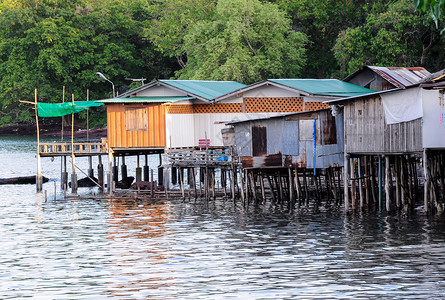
left=98, top=96, right=195, bottom=103
left=269, top=79, right=375, bottom=97
left=160, top=80, right=247, bottom=100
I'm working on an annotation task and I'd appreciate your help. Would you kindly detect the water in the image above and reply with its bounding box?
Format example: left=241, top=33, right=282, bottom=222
left=1, top=136, right=445, bottom=299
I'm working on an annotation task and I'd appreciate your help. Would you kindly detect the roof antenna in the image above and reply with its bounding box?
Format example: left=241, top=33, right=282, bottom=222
left=125, top=78, right=146, bottom=86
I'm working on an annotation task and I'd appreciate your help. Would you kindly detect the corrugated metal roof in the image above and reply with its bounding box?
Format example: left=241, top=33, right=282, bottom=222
left=160, top=80, right=247, bottom=101
left=269, top=79, right=375, bottom=97
left=98, top=96, right=195, bottom=103
left=345, top=66, right=431, bottom=88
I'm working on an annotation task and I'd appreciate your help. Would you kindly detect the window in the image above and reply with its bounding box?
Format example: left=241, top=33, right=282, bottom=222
left=125, top=107, right=147, bottom=131
left=252, top=125, right=267, bottom=156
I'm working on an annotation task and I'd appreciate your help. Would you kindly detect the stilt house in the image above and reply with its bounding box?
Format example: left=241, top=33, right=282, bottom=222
left=100, top=79, right=373, bottom=151
left=228, top=108, right=344, bottom=170
left=99, top=80, right=246, bottom=152
left=326, top=70, right=445, bottom=213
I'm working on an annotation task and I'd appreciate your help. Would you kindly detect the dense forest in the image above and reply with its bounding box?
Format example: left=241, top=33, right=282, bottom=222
left=0, top=0, right=443, bottom=126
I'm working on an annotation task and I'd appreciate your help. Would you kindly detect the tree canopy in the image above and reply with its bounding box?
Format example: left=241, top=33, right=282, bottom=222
left=0, top=0, right=443, bottom=125
left=178, top=0, right=307, bottom=83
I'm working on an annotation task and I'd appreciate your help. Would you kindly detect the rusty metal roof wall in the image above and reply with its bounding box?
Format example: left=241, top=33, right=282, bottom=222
left=369, top=66, right=430, bottom=88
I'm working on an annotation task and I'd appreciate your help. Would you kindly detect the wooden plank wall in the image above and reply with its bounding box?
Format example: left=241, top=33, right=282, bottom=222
left=107, top=103, right=166, bottom=148
left=345, top=96, right=422, bottom=154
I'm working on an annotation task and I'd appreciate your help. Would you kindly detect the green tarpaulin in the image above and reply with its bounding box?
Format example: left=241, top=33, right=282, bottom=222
left=37, top=101, right=104, bottom=117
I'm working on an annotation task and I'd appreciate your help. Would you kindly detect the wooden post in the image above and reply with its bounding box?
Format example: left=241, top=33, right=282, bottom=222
left=60, top=86, right=65, bottom=189
left=121, top=156, right=127, bottom=180
left=98, top=155, right=104, bottom=190
left=395, top=156, right=401, bottom=209
left=151, top=169, right=154, bottom=198
left=385, top=155, right=391, bottom=212
left=302, top=169, right=309, bottom=206
left=260, top=172, right=266, bottom=204
left=35, top=89, right=43, bottom=192
left=364, top=156, right=369, bottom=206
left=239, top=169, right=246, bottom=205
left=179, top=167, right=185, bottom=200
left=266, top=175, right=276, bottom=204
left=231, top=167, right=236, bottom=202
left=288, top=168, right=295, bottom=208
left=350, top=158, right=356, bottom=211
left=249, top=171, right=258, bottom=203
left=295, top=167, right=302, bottom=205
left=108, top=151, right=113, bottom=194
left=71, top=94, right=77, bottom=194
left=358, top=157, right=364, bottom=210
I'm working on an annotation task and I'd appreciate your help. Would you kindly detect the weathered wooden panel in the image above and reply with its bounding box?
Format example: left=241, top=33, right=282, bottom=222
left=322, top=111, right=337, bottom=145
left=106, top=103, right=166, bottom=149
left=252, top=125, right=267, bottom=156
left=345, top=96, right=422, bottom=154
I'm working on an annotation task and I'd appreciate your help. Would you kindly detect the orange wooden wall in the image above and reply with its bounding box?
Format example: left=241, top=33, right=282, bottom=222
left=106, top=103, right=166, bottom=148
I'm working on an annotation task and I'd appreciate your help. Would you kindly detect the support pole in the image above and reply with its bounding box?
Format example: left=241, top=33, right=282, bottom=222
left=385, top=155, right=391, bottom=212
left=35, top=89, right=43, bottom=192
left=71, top=94, right=77, bottom=194
left=424, top=149, right=430, bottom=213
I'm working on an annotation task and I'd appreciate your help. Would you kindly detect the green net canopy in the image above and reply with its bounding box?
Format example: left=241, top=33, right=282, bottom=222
left=37, top=101, right=104, bottom=117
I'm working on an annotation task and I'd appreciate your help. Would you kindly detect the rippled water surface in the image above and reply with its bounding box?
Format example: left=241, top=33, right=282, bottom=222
left=1, top=136, right=445, bottom=299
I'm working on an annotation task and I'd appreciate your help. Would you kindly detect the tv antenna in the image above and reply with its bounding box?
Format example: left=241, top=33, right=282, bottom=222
left=125, top=78, right=146, bottom=86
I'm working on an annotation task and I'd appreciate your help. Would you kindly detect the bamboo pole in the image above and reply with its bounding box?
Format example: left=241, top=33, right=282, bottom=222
left=35, top=89, right=42, bottom=192
left=60, top=86, right=65, bottom=189
left=71, top=94, right=77, bottom=193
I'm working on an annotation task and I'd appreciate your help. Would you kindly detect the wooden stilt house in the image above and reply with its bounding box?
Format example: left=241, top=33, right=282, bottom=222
left=228, top=108, right=344, bottom=170
left=326, top=70, right=445, bottom=213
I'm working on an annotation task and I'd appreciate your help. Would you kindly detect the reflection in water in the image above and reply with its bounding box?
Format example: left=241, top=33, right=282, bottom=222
left=1, top=136, right=445, bottom=299
left=105, top=199, right=174, bottom=298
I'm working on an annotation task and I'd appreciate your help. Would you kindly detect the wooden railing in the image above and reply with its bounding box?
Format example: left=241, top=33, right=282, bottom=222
left=166, top=147, right=237, bottom=166
left=38, top=142, right=108, bottom=156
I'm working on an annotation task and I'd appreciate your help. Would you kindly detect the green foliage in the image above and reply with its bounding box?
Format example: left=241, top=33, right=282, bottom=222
left=178, top=0, right=307, bottom=84
left=334, top=0, right=441, bottom=76
left=0, top=0, right=178, bottom=125
left=415, top=0, right=445, bottom=30
left=145, top=0, right=217, bottom=68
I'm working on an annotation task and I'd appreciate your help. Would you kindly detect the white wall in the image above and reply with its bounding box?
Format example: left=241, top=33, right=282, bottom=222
left=167, top=112, right=288, bottom=147
left=166, top=114, right=195, bottom=148
left=138, top=85, right=188, bottom=97
left=422, top=89, right=445, bottom=148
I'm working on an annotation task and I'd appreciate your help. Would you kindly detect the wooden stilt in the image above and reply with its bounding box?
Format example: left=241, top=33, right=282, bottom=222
left=344, top=154, right=350, bottom=212
left=267, top=175, right=276, bottom=204
left=303, top=169, right=309, bottom=206
left=358, top=157, right=364, bottom=210
left=179, top=167, right=185, bottom=200
left=239, top=169, right=246, bottom=206
left=295, top=167, right=302, bottom=206
left=260, top=172, right=266, bottom=204
left=385, top=155, right=391, bottom=212
left=350, top=158, right=356, bottom=211
left=395, top=156, right=401, bottom=209
left=288, top=168, right=295, bottom=208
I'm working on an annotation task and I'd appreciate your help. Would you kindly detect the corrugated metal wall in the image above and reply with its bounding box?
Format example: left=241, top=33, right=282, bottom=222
left=107, top=103, right=166, bottom=148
